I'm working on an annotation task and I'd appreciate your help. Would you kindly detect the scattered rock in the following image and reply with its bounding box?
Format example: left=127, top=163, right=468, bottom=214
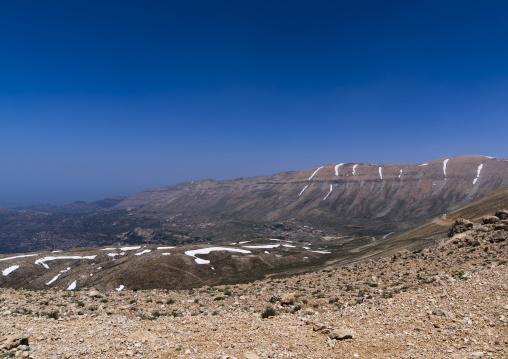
left=313, top=323, right=326, bottom=332
left=244, top=352, right=259, bottom=359
left=482, top=215, right=499, bottom=224
left=0, top=333, right=29, bottom=350
left=328, top=329, right=354, bottom=340
left=432, top=309, right=453, bottom=318
left=280, top=293, right=296, bottom=305
left=88, top=289, right=101, bottom=298
left=449, top=219, right=474, bottom=236
left=495, top=209, right=508, bottom=220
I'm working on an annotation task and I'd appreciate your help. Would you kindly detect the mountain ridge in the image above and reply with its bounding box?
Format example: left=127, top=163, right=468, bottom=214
left=0, top=154, right=507, bottom=254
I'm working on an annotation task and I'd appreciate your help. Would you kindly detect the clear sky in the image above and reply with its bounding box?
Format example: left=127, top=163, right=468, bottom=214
left=1, top=1, right=508, bottom=207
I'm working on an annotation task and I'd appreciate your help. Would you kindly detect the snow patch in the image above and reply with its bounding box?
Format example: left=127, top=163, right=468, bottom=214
left=323, top=184, right=333, bottom=201
left=116, top=285, right=124, bottom=292
left=264, top=251, right=270, bottom=254
left=157, top=246, right=175, bottom=250
left=119, top=246, right=141, bottom=251
left=242, top=244, right=280, bottom=249
left=35, top=256, right=97, bottom=269
left=162, top=253, right=171, bottom=256
left=485, top=156, right=495, bottom=159
left=352, top=164, right=358, bottom=175
left=419, top=163, right=428, bottom=166
left=378, top=167, right=383, bottom=180
left=309, top=166, right=324, bottom=180
left=382, top=232, right=394, bottom=240
left=185, top=247, right=252, bottom=264
left=52, top=250, right=62, bottom=253
left=101, top=248, right=117, bottom=251
left=2, top=265, right=20, bottom=276
left=238, top=241, right=251, bottom=244
left=46, top=267, right=71, bottom=285
left=298, top=185, right=309, bottom=197
left=107, top=252, right=125, bottom=258
left=135, top=249, right=151, bottom=256
left=282, top=244, right=296, bottom=248
left=334, top=163, right=345, bottom=176
left=473, top=164, right=483, bottom=185
left=398, top=169, right=403, bottom=178
left=67, top=281, right=77, bottom=290
left=310, top=250, right=331, bottom=254
left=0, top=254, right=37, bottom=262
left=443, top=159, right=449, bottom=177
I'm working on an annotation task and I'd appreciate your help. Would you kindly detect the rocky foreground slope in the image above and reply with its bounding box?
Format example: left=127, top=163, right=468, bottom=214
left=2, top=155, right=508, bottom=254
left=1, top=211, right=507, bottom=358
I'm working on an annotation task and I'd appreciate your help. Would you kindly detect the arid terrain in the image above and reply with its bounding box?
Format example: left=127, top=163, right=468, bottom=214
left=1, top=210, right=507, bottom=358
left=2, top=155, right=508, bottom=254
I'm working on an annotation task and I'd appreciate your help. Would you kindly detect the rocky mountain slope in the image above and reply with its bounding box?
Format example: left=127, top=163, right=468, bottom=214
left=1, top=155, right=507, bottom=254
left=1, top=180, right=507, bottom=292
left=1, top=211, right=507, bottom=358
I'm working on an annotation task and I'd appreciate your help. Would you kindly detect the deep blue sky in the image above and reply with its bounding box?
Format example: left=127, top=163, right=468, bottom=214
left=1, top=1, right=508, bottom=207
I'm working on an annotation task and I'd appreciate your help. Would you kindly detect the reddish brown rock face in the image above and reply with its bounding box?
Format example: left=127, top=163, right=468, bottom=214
left=116, top=155, right=508, bottom=231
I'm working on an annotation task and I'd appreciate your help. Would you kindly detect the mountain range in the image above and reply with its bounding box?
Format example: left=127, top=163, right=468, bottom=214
left=1, top=154, right=507, bottom=255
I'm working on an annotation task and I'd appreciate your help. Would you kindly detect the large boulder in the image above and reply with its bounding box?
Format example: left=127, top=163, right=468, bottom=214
left=0, top=333, right=29, bottom=350
left=448, top=219, right=474, bottom=237
left=495, top=209, right=508, bottom=220
left=482, top=215, right=499, bottom=224
left=281, top=293, right=296, bottom=305
left=328, top=329, right=354, bottom=340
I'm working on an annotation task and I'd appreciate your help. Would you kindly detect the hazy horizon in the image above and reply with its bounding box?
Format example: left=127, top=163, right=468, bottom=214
left=2, top=1, right=508, bottom=207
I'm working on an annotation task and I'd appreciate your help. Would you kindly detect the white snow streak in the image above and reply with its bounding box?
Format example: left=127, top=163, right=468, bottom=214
left=107, top=252, right=125, bottom=258
left=157, top=246, right=175, bottom=250
left=308, top=166, right=324, bottom=180
left=334, top=163, right=345, bottom=176
left=419, top=163, right=428, bottom=166
left=473, top=164, right=483, bottom=185
left=323, top=184, right=333, bottom=201
left=45, top=267, right=71, bottom=285
left=443, top=159, right=449, bottom=177
left=195, top=258, right=209, bottom=264
left=116, top=285, right=124, bottom=292
left=67, top=281, right=77, bottom=290
left=382, top=232, right=394, bottom=240
left=485, top=156, right=495, bottom=159
left=35, top=256, right=96, bottom=269
left=0, top=254, right=37, bottom=262
left=185, top=247, right=252, bottom=264
left=264, top=251, right=270, bottom=254
left=398, top=169, right=403, bottom=178
left=162, top=253, right=171, bottom=256
left=310, top=250, right=331, bottom=254
left=101, top=248, right=116, bottom=251
left=282, top=244, right=296, bottom=248
left=298, top=185, right=309, bottom=197
left=2, top=265, right=20, bottom=276
left=242, top=244, right=280, bottom=249
left=352, top=164, right=358, bottom=175
left=378, top=167, right=383, bottom=180
left=119, top=246, right=141, bottom=251
left=135, top=249, right=151, bottom=256
left=238, top=241, right=251, bottom=244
